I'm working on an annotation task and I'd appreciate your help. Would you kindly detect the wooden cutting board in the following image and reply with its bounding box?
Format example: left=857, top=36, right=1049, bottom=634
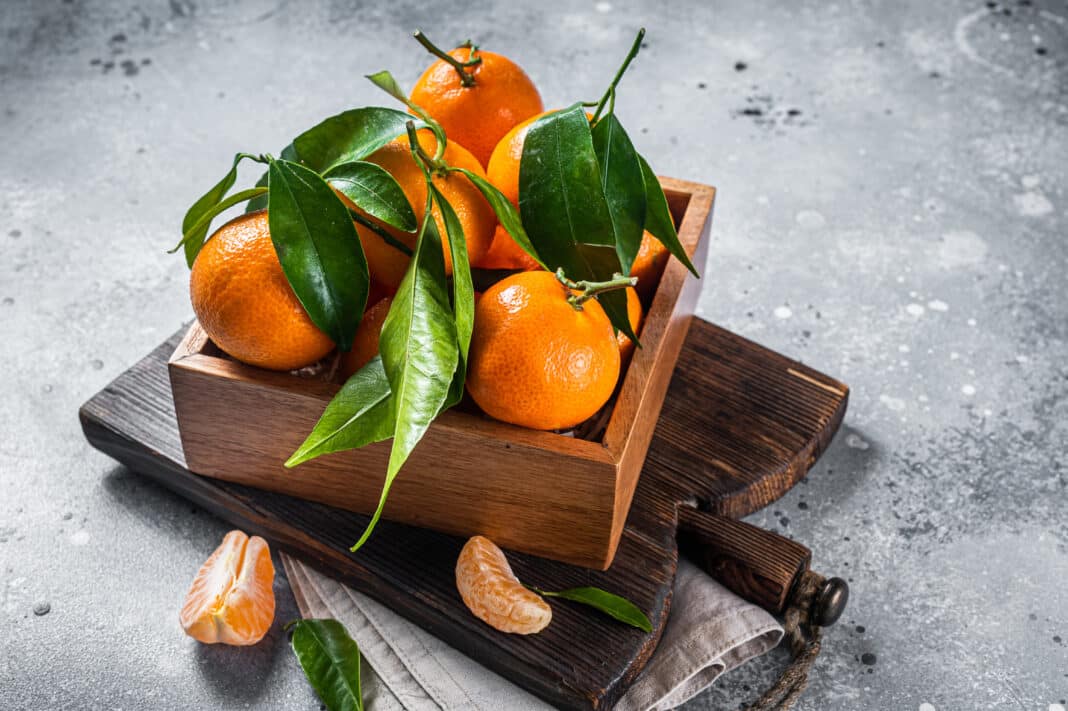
left=79, top=318, right=847, bottom=710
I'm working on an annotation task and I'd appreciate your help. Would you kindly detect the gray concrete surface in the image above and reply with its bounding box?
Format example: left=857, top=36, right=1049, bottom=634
left=1, top=0, right=1066, bottom=709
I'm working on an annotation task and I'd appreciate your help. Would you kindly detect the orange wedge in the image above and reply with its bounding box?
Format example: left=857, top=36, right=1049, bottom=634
left=180, top=530, right=276, bottom=645
left=456, top=535, right=551, bottom=634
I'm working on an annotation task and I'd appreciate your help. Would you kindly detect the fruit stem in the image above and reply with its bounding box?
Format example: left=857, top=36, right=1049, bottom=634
left=591, top=27, right=645, bottom=123
left=404, top=120, right=449, bottom=177
left=413, top=30, right=481, bottom=87
left=348, top=209, right=414, bottom=256
left=555, top=268, right=637, bottom=310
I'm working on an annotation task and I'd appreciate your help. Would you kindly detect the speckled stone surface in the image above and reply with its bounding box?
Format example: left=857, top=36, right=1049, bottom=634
left=1, top=1, right=1066, bottom=709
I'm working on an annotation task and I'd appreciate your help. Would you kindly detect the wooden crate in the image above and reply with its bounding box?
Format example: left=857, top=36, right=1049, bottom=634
left=168, top=177, right=714, bottom=569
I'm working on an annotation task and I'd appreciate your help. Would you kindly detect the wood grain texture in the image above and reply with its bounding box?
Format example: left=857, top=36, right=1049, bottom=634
left=80, top=318, right=847, bottom=710
left=167, top=178, right=715, bottom=570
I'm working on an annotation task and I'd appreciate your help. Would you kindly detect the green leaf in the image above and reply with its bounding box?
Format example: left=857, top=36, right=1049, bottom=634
left=268, top=159, right=369, bottom=351
left=294, top=107, right=419, bottom=173
left=519, top=104, right=616, bottom=252
left=285, top=357, right=394, bottom=468
left=288, top=619, right=363, bottom=711
left=450, top=167, right=545, bottom=270
left=171, top=187, right=268, bottom=265
left=638, top=154, right=698, bottom=277
left=591, top=113, right=645, bottom=275
left=432, top=186, right=474, bottom=409
left=518, top=105, right=636, bottom=340
left=324, top=161, right=417, bottom=232
left=247, top=143, right=299, bottom=213
left=181, top=153, right=254, bottom=266
left=538, top=587, right=652, bottom=632
left=351, top=203, right=458, bottom=552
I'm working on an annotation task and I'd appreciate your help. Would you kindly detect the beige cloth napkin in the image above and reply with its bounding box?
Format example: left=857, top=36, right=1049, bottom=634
left=282, top=554, right=783, bottom=710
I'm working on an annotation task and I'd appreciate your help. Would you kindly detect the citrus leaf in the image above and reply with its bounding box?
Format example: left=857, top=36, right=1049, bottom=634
left=638, top=153, right=698, bottom=277
left=450, top=167, right=545, bottom=270
left=325, top=161, right=417, bottom=232
left=268, top=159, right=369, bottom=351
left=431, top=186, right=474, bottom=409
left=351, top=203, right=458, bottom=552
left=285, top=357, right=394, bottom=468
left=171, top=187, right=268, bottom=265
left=288, top=619, right=364, bottom=711
left=519, top=103, right=616, bottom=252
left=294, top=107, right=420, bottom=173
left=591, top=113, right=645, bottom=275
left=181, top=153, right=256, bottom=266
left=536, top=586, right=652, bottom=632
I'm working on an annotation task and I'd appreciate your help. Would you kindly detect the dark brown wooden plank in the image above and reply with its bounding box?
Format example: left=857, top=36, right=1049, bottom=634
left=79, top=318, right=846, bottom=710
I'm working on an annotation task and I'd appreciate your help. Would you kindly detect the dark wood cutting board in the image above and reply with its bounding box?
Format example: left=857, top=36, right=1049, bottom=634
left=79, top=318, right=847, bottom=710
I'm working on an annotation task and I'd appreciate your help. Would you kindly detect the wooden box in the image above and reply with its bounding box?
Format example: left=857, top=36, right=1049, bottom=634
left=168, top=177, right=714, bottom=569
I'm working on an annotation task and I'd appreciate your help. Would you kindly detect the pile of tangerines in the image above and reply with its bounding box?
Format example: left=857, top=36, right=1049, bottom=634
left=177, top=28, right=695, bottom=552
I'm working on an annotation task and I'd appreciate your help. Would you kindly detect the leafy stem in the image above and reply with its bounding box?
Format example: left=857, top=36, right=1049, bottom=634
left=555, top=268, right=636, bottom=310
left=413, top=30, right=481, bottom=87
left=365, top=71, right=448, bottom=161
left=591, top=27, right=645, bottom=123
left=404, top=120, right=448, bottom=176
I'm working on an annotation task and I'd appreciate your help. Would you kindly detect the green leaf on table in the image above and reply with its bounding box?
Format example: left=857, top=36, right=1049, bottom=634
left=285, top=357, right=394, bottom=468
left=350, top=203, right=458, bottom=552
left=171, top=186, right=268, bottom=265
left=450, top=167, right=545, bottom=270
left=268, top=159, right=369, bottom=351
left=637, top=153, right=698, bottom=277
left=324, top=161, right=417, bottom=232
left=288, top=618, right=364, bottom=711
left=247, top=143, right=299, bottom=213
left=181, top=153, right=253, bottom=266
left=294, top=107, right=419, bottom=173
left=591, top=113, right=645, bottom=275
left=431, top=186, right=474, bottom=409
left=537, top=586, right=652, bottom=632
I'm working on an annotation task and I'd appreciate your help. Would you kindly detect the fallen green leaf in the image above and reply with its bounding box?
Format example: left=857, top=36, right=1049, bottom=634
left=288, top=619, right=363, bottom=711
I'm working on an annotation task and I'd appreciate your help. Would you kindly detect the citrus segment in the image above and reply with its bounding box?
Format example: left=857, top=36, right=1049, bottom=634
left=455, top=536, right=551, bottom=634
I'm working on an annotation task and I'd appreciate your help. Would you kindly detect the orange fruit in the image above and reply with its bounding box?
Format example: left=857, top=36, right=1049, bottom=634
left=630, top=231, right=669, bottom=303
left=475, top=224, right=540, bottom=271
left=411, top=47, right=543, bottom=168
left=340, top=296, right=392, bottom=380
left=190, top=211, right=334, bottom=371
left=353, top=132, right=495, bottom=290
left=466, top=271, right=621, bottom=431
left=616, top=287, right=644, bottom=365
left=485, top=111, right=549, bottom=208
left=179, top=530, right=276, bottom=646
left=455, top=535, right=551, bottom=634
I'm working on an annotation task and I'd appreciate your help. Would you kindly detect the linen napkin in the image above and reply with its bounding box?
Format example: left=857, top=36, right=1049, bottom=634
left=281, top=553, right=783, bottom=710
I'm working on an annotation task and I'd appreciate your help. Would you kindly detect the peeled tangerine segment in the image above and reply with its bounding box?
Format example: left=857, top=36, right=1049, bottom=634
left=456, top=536, right=552, bottom=634
left=180, top=530, right=276, bottom=645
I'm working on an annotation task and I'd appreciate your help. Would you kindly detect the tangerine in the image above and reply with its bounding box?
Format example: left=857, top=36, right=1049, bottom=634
left=630, top=231, right=669, bottom=303
left=455, top=535, right=551, bottom=635
left=353, top=132, right=495, bottom=290
left=616, top=287, right=644, bottom=365
left=410, top=44, right=543, bottom=168
left=339, top=296, right=392, bottom=380
left=190, top=211, right=335, bottom=371
left=466, top=271, right=621, bottom=431
left=180, top=530, right=276, bottom=645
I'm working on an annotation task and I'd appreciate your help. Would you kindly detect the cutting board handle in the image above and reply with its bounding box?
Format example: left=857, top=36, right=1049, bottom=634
left=677, top=506, right=847, bottom=626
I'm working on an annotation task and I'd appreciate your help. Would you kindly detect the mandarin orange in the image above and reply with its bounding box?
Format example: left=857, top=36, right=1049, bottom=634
left=456, top=535, right=552, bottom=634
left=180, top=530, right=276, bottom=646
left=410, top=46, right=543, bottom=168
left=353, top=132, right=495, bottom=290
left=339, top=296, right=392, bottom=380
left=630, top=231, right=669, bottom=303
left=190, top=211, right=334, bottom=371
left=466, top=271, right=621, bottom=431
left=616, top=287, right=644, bottom=365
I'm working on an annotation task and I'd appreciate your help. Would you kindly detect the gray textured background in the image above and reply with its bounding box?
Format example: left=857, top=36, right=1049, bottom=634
left=1, top=0, right=1066, bottom=709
